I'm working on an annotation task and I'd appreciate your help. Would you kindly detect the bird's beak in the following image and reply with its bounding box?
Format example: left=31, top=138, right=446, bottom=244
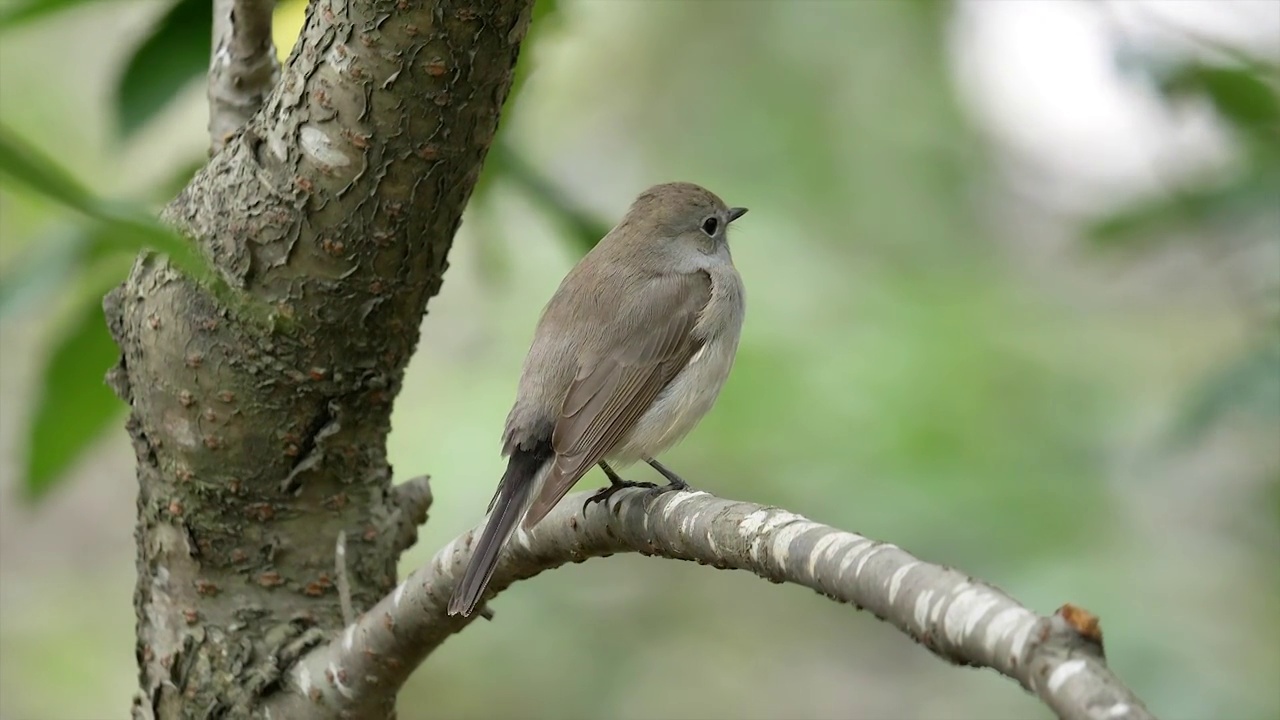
left=727, top=207, right=748, bottom=223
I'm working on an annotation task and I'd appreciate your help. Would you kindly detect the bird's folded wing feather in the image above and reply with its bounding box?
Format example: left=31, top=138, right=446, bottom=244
left=520, top=271, right=712, bottom=527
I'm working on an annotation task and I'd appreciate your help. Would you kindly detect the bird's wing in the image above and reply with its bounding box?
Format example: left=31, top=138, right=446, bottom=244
left=520, top=271, right=711, bottom=528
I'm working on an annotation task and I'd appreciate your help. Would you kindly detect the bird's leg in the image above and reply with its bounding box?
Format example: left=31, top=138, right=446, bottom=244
left=645, top=458, right=692, bottom=492
left=583, top=460, right=657, bottom=512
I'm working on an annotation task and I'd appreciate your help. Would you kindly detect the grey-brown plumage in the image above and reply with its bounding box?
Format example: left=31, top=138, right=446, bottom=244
left=448, top=182, right=747, bottom=617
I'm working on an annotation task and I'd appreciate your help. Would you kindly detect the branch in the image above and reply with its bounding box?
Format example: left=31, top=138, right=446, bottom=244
left=389, top=474, right=434, bottom=555
left=266, top=489, right=1156, bottom=720
left=207, top=0, right=279, bottom=154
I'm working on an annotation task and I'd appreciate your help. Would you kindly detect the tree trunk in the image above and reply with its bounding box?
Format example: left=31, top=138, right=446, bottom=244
left=104, top=0, right=532, bottom=716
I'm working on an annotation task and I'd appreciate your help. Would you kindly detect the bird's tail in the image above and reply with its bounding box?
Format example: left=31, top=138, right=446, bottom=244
left=447, top=446, right=549, bottom=617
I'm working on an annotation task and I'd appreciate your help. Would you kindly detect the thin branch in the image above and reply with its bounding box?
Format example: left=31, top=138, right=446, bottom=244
left=334, top=531, right=354, bottom=627
left=390, top=474, right=434, bottom=555
left=207, top=0, right=279, bottom=155
left=264, top=489, right=1156, bottom=720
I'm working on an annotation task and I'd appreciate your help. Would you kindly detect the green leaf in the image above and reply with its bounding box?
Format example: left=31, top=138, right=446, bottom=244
left=0, top=0, right=97, bottom=31
left=116, top=0, right=212, bottom=140
left=95, top=201, right=208, bottom=278
left=1088, top=166, right=1280, bottom=247
left=1161, top=63, right=1280, bottom=128
left=0, top=123, right=95, bottom=214
left=24, top=294, right=124, bottom=499
left=0, top=124, right=209, bottom=278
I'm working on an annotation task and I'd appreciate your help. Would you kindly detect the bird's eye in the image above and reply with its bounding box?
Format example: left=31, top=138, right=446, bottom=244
left=700, top=216, right=719, bottom=236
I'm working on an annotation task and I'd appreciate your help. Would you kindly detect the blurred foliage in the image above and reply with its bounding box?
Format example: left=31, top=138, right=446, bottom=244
left=506, top=0, right=563, bottom=109
left=115, top=0, right=211, bottom=139
left=1089, top=163, right=1280, bottom=247
left=0, top=124, right=203, bottom=275
left=1176, top=333, right=1280, bottom=440
left=467, top=0, right=607, bottom=277
left=0, top=124, right=209, bottom=497
left=1088, top=56, right=1280, bottom=442
left=1159, top=62, right=1279, bottom=128
left=24, top=277, right=125, bottom=499
left=488, top=139, right=611, bottom=252
left=0, top=0, right=100, bottom=30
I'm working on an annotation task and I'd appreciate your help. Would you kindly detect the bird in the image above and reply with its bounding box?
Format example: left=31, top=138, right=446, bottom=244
left=447, top=181, right=748, bottom=617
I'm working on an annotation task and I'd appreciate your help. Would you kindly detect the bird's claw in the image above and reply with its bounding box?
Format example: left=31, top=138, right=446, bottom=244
left=661, top=477, right=690, bottom=492
left=582, top=480, right=657, bottom=514
left=645, top=458, right=693, bottom=493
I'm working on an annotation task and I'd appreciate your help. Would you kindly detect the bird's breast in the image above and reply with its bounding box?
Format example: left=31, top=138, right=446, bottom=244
left=607, top=330, right=740, bottom=464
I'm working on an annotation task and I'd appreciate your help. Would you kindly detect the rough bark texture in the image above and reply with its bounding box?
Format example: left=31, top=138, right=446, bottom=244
left=207, top=0, right=280, bottom=154
left=104, top=0, right=532, bottom=717
left=267, top=487, right=1155, bottom=720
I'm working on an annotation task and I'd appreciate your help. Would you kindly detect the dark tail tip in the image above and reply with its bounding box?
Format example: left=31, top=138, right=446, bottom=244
left=446, top=444, right=548, bottom=616
left=447, top=585, right=479, bottom=617
left=447, top=520, right=508, bottom=617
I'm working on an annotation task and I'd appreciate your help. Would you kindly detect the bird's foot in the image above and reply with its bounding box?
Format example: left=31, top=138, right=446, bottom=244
left=582, top=478, right=657, bottom=513
left=583, top=461, right=657, bottom=512
left=646, top=458, right=694, bottom=492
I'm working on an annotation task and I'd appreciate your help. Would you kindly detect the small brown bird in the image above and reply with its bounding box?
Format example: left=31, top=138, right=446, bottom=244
left=447, top=182, right=747, bottom=617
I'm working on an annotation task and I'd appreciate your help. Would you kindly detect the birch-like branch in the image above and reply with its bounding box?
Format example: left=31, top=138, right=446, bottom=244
left=207, top=0, right=279, bottom=154
left=265, top=488, right=1156, bottom=720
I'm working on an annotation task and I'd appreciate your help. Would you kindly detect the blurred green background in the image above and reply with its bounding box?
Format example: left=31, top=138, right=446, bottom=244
left=1, top=0, right=1277, bottom=718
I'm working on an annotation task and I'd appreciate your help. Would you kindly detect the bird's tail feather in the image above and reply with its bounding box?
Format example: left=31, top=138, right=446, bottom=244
left=447, top=447, right=547, bottom=617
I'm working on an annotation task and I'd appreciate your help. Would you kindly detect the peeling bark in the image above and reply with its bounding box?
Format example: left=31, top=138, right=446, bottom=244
left=207, top=0, right=279, bottom=154
left=106, top=1, right=532, bottom=716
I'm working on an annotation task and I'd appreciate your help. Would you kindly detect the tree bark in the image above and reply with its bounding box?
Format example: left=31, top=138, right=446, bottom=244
left=105, top=0, right=532, bottom=716
left=207, top=0, right=279, bottom=154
